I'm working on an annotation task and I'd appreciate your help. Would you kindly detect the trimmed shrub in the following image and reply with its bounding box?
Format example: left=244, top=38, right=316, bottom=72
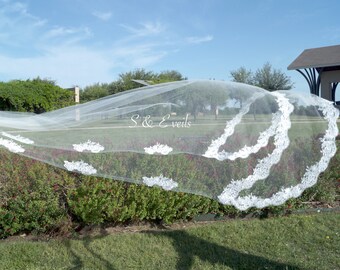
left=0, top=139, right=338, bottom=238
left=0, top=78, right=74, bottom=113
left=0, top=152, right=70, bottom=237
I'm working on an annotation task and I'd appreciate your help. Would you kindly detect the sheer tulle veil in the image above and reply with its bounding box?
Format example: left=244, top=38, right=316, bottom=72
left=0, top=80, right=338, bottom=210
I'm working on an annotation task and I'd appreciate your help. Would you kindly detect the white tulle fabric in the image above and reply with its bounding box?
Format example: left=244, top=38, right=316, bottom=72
left=0, top=80, right=338, bottom=210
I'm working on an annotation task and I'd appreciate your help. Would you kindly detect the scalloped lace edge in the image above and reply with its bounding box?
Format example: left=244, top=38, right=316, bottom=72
left=218, top=95, right=339, bottom=210
left=0, top=137, right=25, bottom=153
left=1, top=132, right=34, bottom=144
left=64, top=160, right=97, bottom=175
left=144, top=143, right=173, bottom=155
left=73, top=140, right=104, bottom=153
left=142, top=174, right=178, bottom=190
left=203, top=92, right=265, bottom=160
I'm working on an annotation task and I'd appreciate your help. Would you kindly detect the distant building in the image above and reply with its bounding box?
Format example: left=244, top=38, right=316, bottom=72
left=66, top=86, right=80, bottom=103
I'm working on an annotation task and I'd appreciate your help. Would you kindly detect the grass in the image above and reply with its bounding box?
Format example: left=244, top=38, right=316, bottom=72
left=0, top=212, right=339, bottom=270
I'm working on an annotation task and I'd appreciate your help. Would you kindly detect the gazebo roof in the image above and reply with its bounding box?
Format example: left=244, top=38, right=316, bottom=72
left=288, top=44, right=340, bottom=70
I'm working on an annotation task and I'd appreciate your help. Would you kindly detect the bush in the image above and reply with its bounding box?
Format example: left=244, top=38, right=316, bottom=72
left=0, top=139, right=338, bottom=238
left=66, top=176, right=219, bottom=225
left=0, top=152, right=70, bottom=237
left=0, top=78, right=74, bottom=113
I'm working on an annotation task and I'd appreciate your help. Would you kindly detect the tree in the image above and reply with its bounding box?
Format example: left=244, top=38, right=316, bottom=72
left=230, top=63, right=293, bottom=117
left=80, top=83, right=110, bottom=103
left=79, top=69, right=187, bottom=102
left=229, top=67, right=253, bottom=108
left=230, top=62, right=293, bottom=91
left=180, top=81, right=228, bottom=121
left=230, top=67, right=254, bottom=85
left=155, top=70, right=187, bottom=83
left=115, top=68, right=156, bottom=92
left=0, top=78, right=74, bottom=113
left=253, top=62, right=293, bottom=91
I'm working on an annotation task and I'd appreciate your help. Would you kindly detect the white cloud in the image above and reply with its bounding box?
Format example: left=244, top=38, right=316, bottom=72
left=186, top=35, right=213, bottom=44
left=44, top=26, right=92, bottom=40
left=130, top=53, right=167, bottom=67
left=120, top=22, right=165, bottom=37
left=0, top=47, right=114, bottom=88
left=0, top=2, right=200, bottom=87
left=111, top=43, right=167, bottom=68
left=1, top=1, right=46, bottom=25
left=0, top=42, right=169, bottom=87
left=92, top=11, right=112, bottom=21
left=0, top=1, right=46, bottom=46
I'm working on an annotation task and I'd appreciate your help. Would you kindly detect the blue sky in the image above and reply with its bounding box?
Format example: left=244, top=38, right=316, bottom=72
left=1, top=0, right=340, bottom=98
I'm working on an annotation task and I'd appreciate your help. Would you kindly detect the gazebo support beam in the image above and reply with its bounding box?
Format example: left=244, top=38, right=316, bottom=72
left=296, top=68, right=321, bottom=96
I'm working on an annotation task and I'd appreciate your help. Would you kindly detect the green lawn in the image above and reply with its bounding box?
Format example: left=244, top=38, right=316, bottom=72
left=0, top=212, right=339, bottom=270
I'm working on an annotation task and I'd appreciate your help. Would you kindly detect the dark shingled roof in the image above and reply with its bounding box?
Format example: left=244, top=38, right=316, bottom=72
left=288, top=44, right=340, bottom=70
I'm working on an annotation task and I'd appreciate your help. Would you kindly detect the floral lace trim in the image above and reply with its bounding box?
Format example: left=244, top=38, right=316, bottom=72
left=73, top=140, right=104, bottom=153
left=219, top=111, right=282, bottom=161
left=218, top=92, right=294, bottom=209
left=142, top=174, right=178, bottom=190
left=0, top=138, right=25, bottom=153
left=1, top=132, right=34, bottom=144
left=203, top=92, right=265, bottom=160
left=218, top=95, right=339, bottom=211
left=144, top=143, right=173, bottom=155
left=64, top=160, right=97, bottom=175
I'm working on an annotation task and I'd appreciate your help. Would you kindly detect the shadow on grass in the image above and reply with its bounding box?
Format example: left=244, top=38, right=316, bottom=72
left=144, top=229, right=302, bottom=270
left=60, top=226, right=301, bottom=270
left=63, top=239, right=85, bottom=270
left=63, top=227, right=116, bottom=270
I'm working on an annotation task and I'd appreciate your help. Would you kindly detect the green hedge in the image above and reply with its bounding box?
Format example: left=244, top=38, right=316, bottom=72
left=0, top=139, right=338, bottom=238
left=0, top=79, right=74, bottom=113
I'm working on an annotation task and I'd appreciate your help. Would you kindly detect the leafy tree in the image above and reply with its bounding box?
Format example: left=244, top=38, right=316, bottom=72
left=79, top=69, right=187, bottom=100
left=80, top=83, right=110, bottom=103
left=230, top=67, right=254, bottom=85
left=230, top=62, right=293, bottom=91
left=0, top=78, right=74, bottom=113
left=154, top=70, right=187, bottom=83
left=79, top=69, right=187, bottom=102
left=229, top=67, right=253, bottom=108
left=230, top=63, right=293, bottom=116
left=180, top=81, right=228, bottom=121
left=107, top=80, right=125, bottom=95
left=254, top=62, right=293, bottom=91
left=116, top=68, right=156, bottom=91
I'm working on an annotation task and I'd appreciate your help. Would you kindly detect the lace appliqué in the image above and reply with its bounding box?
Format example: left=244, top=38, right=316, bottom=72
left=1, top=132, right=34, bottom=144
left=64, top=160, right=97, bottom=175
left=0, top=138, right=25, bottom=153
left=217, top=94, right=339, bottom=211
left=73, top=140, right=104, bottom=153
left=203, top=92, right=265, bottom=160
left=144, top=143, right=173, bottom=155
left=218, top=92, right=294, bottom=210
left=142, top=174, right=178, bottom=190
